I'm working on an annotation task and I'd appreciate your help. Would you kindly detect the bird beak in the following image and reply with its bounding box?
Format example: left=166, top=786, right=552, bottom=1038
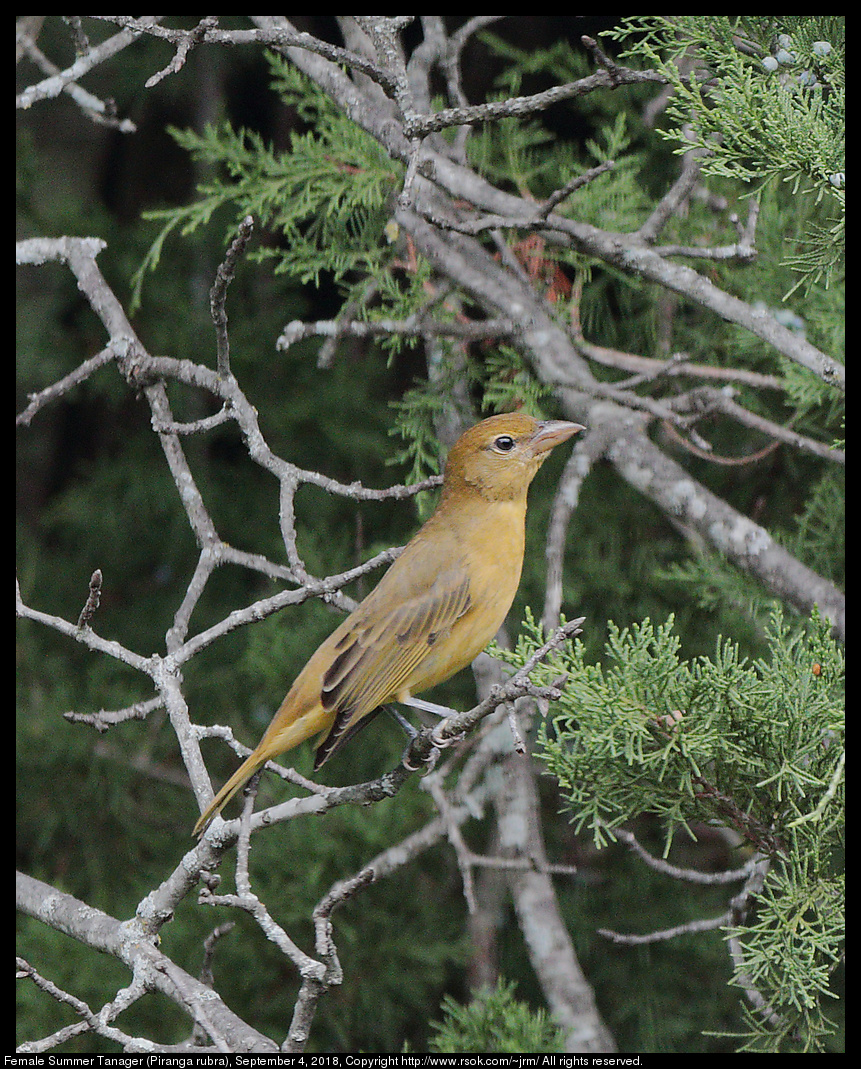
left=528, top=420, right=585, bottom=455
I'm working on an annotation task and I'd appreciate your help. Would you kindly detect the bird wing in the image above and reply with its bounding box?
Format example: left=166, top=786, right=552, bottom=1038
left=315, top=566, right=472, bottom=765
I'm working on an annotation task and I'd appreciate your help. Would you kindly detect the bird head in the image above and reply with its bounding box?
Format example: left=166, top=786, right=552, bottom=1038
left=441, top=412, right=585, bottom=503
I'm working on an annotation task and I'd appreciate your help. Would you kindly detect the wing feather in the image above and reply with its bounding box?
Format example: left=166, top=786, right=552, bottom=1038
left=316, top=570, right=471, bottom=765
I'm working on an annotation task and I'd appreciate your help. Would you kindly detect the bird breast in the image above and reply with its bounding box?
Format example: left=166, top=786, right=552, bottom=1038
left=399, top=498, right=526, bottom=694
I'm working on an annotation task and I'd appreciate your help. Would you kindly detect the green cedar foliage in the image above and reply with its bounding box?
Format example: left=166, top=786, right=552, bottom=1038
left=134, top=54, right=406, bottom=305
left=428, top=978, right=565, bottom=1054
left=495, top=606, right=844, bottom=1052
left=605, top=16, right=845, bottom=296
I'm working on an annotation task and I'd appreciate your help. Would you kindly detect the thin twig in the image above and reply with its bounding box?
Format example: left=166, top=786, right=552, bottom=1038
left=613, top=827, right=759, bottom=885
left=15, top=958, right=156, bottom=1053
left=669, top=387, right=844, bottom=466
left=16, top=345, right=117, bottom=426
left=16, top=28, right=136, bottom=131
left=89, top=16, right=399, bottom=93
left=599, top=912, right=730, bottom=944
left=210, top=215, right=255, bottom=378
left=416, top=617, right=584, bottom=759
left=76, top=569, right=103, bottom=630
left=146, top=15, right=220, bottom=87
left=278, top=314, right=517, bottom=351
left=536, top=161, right=616, bottom=219
left=422, top=773, right=478, bottom=912
left=17, top=579, right=153, bottom=675
left=403, top=65, right=668, bottom=138
left=64, top=696, right=164, bottom=731
left=199, top=923, right=236, bottom=989
left=150, top=405, right=232, bottom=435
left=17, top=17, right=162, bottom=112
left=637, top=137, right=705, bottom=243
left=505, top=702, right=527, bottom=755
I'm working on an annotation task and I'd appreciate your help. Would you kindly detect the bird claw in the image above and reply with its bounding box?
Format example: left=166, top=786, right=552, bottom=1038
left=401, top=738, right=439, bottom=773
left=430, top=724, right=467, bottom=750
left=396, top=703, right=465, bottom=770
left=401, top=720, right=466, bottom=772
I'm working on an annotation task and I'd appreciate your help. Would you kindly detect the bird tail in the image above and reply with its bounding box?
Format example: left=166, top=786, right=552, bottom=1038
left=192, top=749, right=270, bottom=837
left=192, top=701, right=329, bottom=837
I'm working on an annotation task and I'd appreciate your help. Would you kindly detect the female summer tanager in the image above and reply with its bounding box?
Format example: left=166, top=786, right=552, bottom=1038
left=193, top=412, right=583, bottom=835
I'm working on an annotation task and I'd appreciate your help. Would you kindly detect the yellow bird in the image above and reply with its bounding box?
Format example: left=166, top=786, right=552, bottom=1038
left=193, top=412, right=583, bottom=835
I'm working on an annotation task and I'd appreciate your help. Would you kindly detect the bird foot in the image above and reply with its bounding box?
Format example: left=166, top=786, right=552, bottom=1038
left=430, top=722, right=467, bottom=750
left=401, top=737, right=439, bottom=773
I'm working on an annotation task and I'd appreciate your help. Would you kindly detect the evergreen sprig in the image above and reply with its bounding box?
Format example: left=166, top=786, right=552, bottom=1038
left=783, top=468, right=845, bottom=586
left=428, top=978, right=565, bottom=1054
left=133, top=55, right=403, bottom=305
left=496, top=606, right=843, bottom=1051
left=605, top=17, right=845, bottom=295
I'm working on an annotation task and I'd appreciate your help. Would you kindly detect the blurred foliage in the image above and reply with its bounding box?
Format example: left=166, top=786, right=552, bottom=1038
left=428, top=978, right=565, bottom=1054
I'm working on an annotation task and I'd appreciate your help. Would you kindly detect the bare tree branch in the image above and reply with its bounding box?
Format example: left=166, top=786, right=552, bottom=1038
left=16, top=17, right=163, bottom=112
left=16, top=872, right=278, bottom=1052
left=16, top=958, right=155, bottom=1054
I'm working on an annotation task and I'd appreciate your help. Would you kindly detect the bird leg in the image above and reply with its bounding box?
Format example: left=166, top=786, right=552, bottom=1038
left=400, top=697, right=469, bottom=751
left=386, top=704, right=450, bottom=772
left=400, top=695, right=457, bottom=719
left=384, top=703, right=418, bottom=738
left=395, top=696, right=468, bottom=753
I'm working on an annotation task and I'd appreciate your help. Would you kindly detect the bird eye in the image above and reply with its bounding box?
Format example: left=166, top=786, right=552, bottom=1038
left=493, top=435, right=516, bottom=452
